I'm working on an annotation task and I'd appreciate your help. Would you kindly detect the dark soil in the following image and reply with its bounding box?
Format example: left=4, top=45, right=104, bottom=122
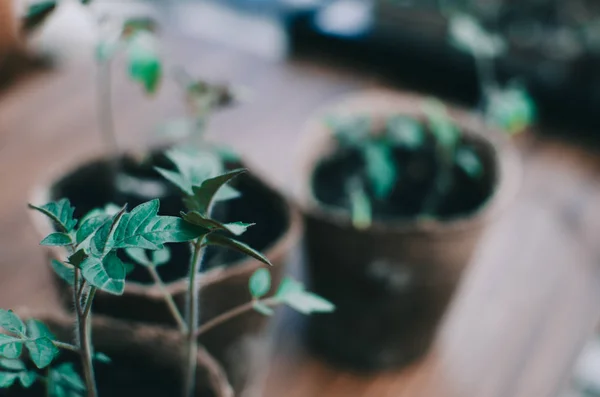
left=312, top=135, right=496, bottom=221
left=49, top=151, right=288, bottom=284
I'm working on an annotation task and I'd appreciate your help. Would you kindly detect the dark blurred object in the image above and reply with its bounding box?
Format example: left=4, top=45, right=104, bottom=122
left=284, top=0, right=600, bottom=139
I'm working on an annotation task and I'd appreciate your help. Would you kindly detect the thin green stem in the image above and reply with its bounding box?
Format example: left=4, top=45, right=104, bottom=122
left=194, top=298, right=278, bottom=338
left=78, top=286, right=97, bottom=397
left=52, top=341, right=80, bottom=353
left=183, top=240, right=205, bottom=397
left=147, top=266, right=187, bottom=333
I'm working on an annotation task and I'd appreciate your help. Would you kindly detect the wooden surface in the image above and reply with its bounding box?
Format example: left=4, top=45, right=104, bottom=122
left=2, top=33, right=600, bottom=397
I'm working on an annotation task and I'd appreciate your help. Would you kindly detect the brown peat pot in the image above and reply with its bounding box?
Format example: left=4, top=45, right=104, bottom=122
left=294, top=91, right=520, bottom=370
left=29, top=149, right=301, bottom=393
left=3, top=310, right=233, bottom=397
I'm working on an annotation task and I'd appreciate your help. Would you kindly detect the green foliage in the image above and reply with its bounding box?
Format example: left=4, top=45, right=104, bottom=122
left=29, top=199, right=77, bottom=234
left=249, top=268, right=271, bottom=298
left=41, top=233, right=73, bottom=247
left=455, top=147, right=483, bottom=178
left=387, top=116, right=424, bottom=149
left=0, top=310, right=26, bottom=336
left=422, top=99, right=460, bottom=150
left=205, top=234, right=271, bottom=266
left=363, top=141, right=397, bottom=199
left=252, top=302, right=274, bottom=316
left=25, top=338, right=59, bottom=369
left=125, top=247, right=170, bottom=267
left=93, top=353, right=111, bottom=364
left=0, top=313, right=59, bottom=369
left=51, top=260, right=75, bottom=285
left=0, top=335, right=23, bottom=359
left=348, top=179, right=372, bottom=230
left=183, top=169, right=246, bottom=215
left=0, top=359, right=37, bottom=389
left=80, top=252, right=127, bottom=295
left=181, top=211, right=253, bottom=236
left=126, top=31, right=162, bottom=95
left=275, top=278, right=335, bottom=315
left=48, top=363, right=86, bottom=397
left=485, top=84, right=536, bottom=134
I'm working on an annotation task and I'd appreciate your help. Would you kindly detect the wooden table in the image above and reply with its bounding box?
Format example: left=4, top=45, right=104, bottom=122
left=1, top=33, right=600, bottom=397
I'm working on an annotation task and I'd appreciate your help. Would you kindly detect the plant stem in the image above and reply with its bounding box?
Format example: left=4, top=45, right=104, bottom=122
left=183, top=240, right=205, bottom=397
left=97, top=59, right=120, bottom=174
left=147, top=266, right=187, bottom=333
left=78, top=286, right=98, bottom=397
left=52, top=341, right=80, bottom=353
left=194, top=298, right=278, bottom=338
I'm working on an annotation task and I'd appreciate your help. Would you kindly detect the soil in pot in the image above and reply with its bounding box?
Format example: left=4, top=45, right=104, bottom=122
left=303, top=125, right=502, bottom=371
left=49, top=152, right=288, bottom=284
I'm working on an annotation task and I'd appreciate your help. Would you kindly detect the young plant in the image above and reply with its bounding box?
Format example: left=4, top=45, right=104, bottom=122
left=327, top=99, right=484, bottom=227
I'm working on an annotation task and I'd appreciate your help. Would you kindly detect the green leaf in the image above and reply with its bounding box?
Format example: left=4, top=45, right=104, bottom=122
left=89, top=206, right=127, bottom=258
left=252, top=301, right=274, bottom=316
left=348, top=179, right=371, bottom=230
left=29, top=199, right=77, bottom=233
left=25, top=320, right=55, bottom=341
left=93, top=352, right=111, bottom=364
left=275, top=277, right=335, bottom=315
left=126, top=31, right=162, bottom=95
left=41, top=233, right=72, bottom=247
left=80, top=252, right=126, bottom=295
left=49, top=363, right=86, bottom=397
left=222, top=222, right=255, bottom=236
left=181, top=211, right=253, bottom=236
left=387, top=116, right=424, bottom=149
left=124, top=248, right=152, bottom=267
left=455, top=147, right=483, bottom=179
left=0, top=310, right=26, bottom=335
left=0, top=358, right=25, bottom=371
left=449, top=13, right=506, bottom=58
left=111, top=200, right=205, bottom=250
left=363, top=141, right=397, bottom=199
left=49, top=260, right=73, bottom=287
left=25, top=337, right=59, bottom=369
left=76, top=214, right=110, bottom=245
left=422, top=99, right=460, bottom=149
left=23, top=1, right=57, bottom=32
left=18, top=371, right=37, bottom=388
left=0, top=335, right=23, bottom=359
left=152, top=248, right=171, bottom=266
left=205, top=234, right=271, bottom=266
left=327, top=115, right=372, bottom=147
left=485, top=84, right=536, bottom=134
left=249, top=268, right=271, bottom=298
left=187, top=169, right=246, bottom=215
left=155, top=148, right=222, bottom=196
left=0, top=372, right=18, bottom=388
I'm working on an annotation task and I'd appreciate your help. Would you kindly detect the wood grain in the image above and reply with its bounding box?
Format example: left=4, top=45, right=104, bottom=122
left=0, top=35, right=599, bottom=397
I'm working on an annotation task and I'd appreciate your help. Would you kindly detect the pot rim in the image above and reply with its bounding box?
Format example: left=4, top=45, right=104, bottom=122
left=293, top=89, right=521, bottom=235
left=28, top=147, right=302, bottom=299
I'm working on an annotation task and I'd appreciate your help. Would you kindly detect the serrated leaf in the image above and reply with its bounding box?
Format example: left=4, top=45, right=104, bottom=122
left=0, top=335, right=23, bottom=359
left=25, top=337, right=59, bottom=369
left=155, top=148, right=222, bottom=196
left=0, top=358, right=25, bottom=371
left=80, top=252, right=126, bottom=295
left=76, top=214, right=110, bottom=245
left=253, top=301, right=274, bottom=316
left=23, top=1, right=57, bottom=32
left=93, top=352, right=111, bottom=364
left=25, top=320, right=55, bottom=341
left=126, top=31, right=162, bottom=95
left=455, top=147, right=483, bottom=179
left=249, top=268, right=271, bottom=298
left=275, top=277, right=335, bottom=314
left=18, top=371, right=37, bottom=388
left=188, top=169, right=246, bottom=215
left=89, top=206, right=127, bottom=258
left=152, top=248, right=170, bottom=266
left=0, top=372, right=18, bottom=388
left=387, top=116, right=424, bottom=149
left=29, top=199, right=77, bottom=233
left=181, top=211, right=252, bottom=236
left=124, top=248, right=152, bottom=267
left=111, top=200, right=205, bottom=250
left=41, top=233, right=72, bottom=247
left=363, top=141, right=397, bottom=199
left=205, top=234, right=271, bottom=266
left=0, top=310, right=26, bottom=336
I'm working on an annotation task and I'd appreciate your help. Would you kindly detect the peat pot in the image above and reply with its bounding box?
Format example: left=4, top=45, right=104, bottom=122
left=29, top=149, right=301, bottom=393
left=294, top=91, right=520, bottom=370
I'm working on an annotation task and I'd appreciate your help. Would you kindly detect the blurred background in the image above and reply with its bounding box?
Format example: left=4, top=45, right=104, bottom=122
left=3, top=0, right=600, bottom=396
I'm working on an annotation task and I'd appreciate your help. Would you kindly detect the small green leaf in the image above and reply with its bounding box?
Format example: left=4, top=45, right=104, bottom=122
left=252, top=301, right=274, bottom=316
left=363, top=141, right=397, bottom=199
left=205, top=234, right=271, bottom=266
left=50, top=362, right=86, bottom=396
left=50, top=260, right=75, bottom=286
left=80, top=252, right=126, bottom=295
left=152, top=248, right=171, bottom=266
left=249, top=268, right=271, bottom=298
left=41, top=233, right=72, bottom=247
left=222, top=222, right=255, bottom=236
left=0, top=335, right=23, bottom=359
left=155, top=148, right=222, bottom=196
left=387, top=116, right=424, bottom=149
left=124, top=248, right=152, bottom=267
left=94, top=352, right=111, bottom=364
left=126, top=31, right=162, bottom=95
left=23, top=1, right=57, bottom=32
left=25, top=320, right=55, bottom=341
left=0, top=358, right=25, bottom=371
left=18, top=371, right=37, bottom=388
left=181, top=211, right=252, bottom=236
left=0, top=310, right=26, bottom=336
left=25, top=337, right=59, bottom=369
left=275, top=277, right=335, bottom=315
left=29, top=199, right=77, bottom=233
left=348, top=179, right=371, bottom=230
left=76, top=214, right=110, bottom=245
left=187, top=169, right=246, bottom=215
left=0, top=372, right=18, bottom=388
left=455, top=147, right=483, bottom=179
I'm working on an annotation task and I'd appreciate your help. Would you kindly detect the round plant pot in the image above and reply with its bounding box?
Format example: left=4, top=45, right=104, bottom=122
left=29, top=148, right=302, bottom=393
left=294, top=90, right=520, bottom=371
left=6, top=309, right=233, bottom=397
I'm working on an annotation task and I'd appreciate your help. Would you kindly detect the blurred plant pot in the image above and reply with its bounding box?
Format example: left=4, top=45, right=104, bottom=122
left=294, top=90, right=520, bottom=370
left=5, top=310, right=233, bottom=397
left=28, top=148, right=301, bottom=393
